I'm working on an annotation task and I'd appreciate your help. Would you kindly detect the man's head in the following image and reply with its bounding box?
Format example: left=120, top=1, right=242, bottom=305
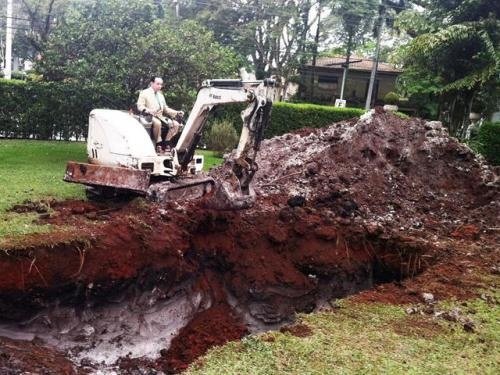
left=150, top=77, right=164, bottom=93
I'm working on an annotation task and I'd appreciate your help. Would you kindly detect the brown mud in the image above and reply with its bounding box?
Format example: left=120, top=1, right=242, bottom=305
left=0, top=110, right=498, bottom=373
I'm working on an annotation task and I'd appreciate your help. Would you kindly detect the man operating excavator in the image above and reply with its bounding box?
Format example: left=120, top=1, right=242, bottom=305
left=66, top=78, right=275, bottom=209
left=137, top=76, right=184, bottom=153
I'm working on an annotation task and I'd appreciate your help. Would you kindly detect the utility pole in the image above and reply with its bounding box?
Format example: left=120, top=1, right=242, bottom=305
left=339, top=47, right=351, bottom=100
left=309, top=0, right=322, bottom=101
left=174, top=0, right=180, bottom=18
left=365, top=5, right=385, bottom=110
left=5, top=0, right=13, bottom=79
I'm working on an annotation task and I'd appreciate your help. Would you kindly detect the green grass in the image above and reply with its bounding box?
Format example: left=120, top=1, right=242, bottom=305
left=188, top=296, right=499, bottom=374
left=0, top=140, right=87, bottom=212
left=0, top=140, right=87, bottom=239
left=196, top=149, right=222, bottom=170
left=0, top=140, right=222, bottom=240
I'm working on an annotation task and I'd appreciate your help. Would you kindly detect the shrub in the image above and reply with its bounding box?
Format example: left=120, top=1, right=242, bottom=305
left=394, top=111, right=410, bottom=119
left=0, top=71, right=26, bottom=80
left=0, top=77, right=366, bottom=142
left=266, top=102, right=365, bottom=138
left=384, top=91, right=400, bottom=105
left=206, top=119, right=239, bottom=157
left=469, top=121, right=500, bottom=165
left=0, top=79, right=132, bottom=140
left=204, top=102, right=365, bottom=141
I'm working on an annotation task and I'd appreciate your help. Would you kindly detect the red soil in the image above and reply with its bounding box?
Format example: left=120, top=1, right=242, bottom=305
left=158, top=303, right=248, bottom=373
left=0, top=336, right=81, bottom=374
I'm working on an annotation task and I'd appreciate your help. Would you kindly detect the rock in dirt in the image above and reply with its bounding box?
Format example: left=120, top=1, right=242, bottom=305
left=422, top=292, right=435, bottom=304
left=287, top=195, right=306, bottom=207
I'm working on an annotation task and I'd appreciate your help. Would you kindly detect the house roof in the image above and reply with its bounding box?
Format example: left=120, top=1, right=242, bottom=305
left=306, top=56, right=402, bottom=74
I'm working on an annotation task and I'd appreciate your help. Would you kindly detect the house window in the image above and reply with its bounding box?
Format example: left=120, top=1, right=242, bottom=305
left=317, top=75, right=338, bottom=90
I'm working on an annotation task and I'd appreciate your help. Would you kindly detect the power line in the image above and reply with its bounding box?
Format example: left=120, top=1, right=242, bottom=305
left=0, top=15, right=32, bottom=22
left=190, top=0, right=411, bottom=14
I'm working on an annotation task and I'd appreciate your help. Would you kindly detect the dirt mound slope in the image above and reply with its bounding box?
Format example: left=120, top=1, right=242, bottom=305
left=0, top=109, right=498, bottom=373
left=252, top=109, right=498, bottom=236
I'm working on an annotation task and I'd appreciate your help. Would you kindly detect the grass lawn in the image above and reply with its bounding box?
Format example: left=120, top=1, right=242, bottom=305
left=188, top=297, right=499, bottom=374
left=0, top=139, right=222, bottom=239
left=0, top=140, right=87, bottom=212
left=199, top=149, right=223, bottom=170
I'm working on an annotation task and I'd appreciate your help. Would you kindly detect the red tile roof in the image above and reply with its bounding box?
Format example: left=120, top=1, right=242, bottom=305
left=307, top=56, right=402, bottom=73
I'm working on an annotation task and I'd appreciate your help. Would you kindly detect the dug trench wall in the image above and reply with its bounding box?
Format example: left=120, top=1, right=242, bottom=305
left=0, top=110, right=498, bottom=374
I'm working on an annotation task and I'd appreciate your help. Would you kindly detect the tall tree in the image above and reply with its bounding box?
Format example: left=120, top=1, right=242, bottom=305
left=20, top=0, right=59, bottom=53
left=36, top=0, right=240, bottom=107
left=395, top=0, right=499, bottom=136
left=174, top=0, right=319, bottom=97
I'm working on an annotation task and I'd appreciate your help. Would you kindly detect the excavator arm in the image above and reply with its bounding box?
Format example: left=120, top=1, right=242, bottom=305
left=173, top=79, right=274, bottom=171
left=169, top=79, right=275, bottom=209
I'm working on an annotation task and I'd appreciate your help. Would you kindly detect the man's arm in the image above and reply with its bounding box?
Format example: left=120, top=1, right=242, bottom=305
left=137, top=90, right=149, bottom=113
left=158, top=92, right=181, bottom=118
left=163, top=104, right=179, bottom=118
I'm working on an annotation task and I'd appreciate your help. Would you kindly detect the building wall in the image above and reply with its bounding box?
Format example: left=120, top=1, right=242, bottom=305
left=301, top=68, right=398, bottom=106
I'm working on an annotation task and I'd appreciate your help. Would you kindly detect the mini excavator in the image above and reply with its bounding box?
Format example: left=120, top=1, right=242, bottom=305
left=64, top=79, right=274, bottom=210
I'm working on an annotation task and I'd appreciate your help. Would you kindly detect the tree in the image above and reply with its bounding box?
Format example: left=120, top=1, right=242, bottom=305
left=36, top=0, right=240, bottom=108
left=394, top=0, right=499, bottom=136
left=174, top=0, right=319, bottom=98
left=18, top=0, right=67, bottom=56
left=0, top=0, right=69, bottom=61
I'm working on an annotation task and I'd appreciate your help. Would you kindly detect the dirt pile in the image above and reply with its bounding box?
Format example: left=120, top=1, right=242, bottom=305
left=0, top=110, right=498, bottom=373
left=252, top=108, right=498, bottom=237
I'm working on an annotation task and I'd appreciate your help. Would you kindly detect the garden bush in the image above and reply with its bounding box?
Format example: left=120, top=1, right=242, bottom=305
left=383, top=91, right=400, bottom=105
left=207, top=102, right=365, bottom=139
left=469, top=121, right=500, bottom=165
left=266, top=102, right=364, bottom=138
left=0, top=71, right=27, bottom=80
left=206, top=119, right=239, bottom=157
left=1, top=78, right=365, bottom=142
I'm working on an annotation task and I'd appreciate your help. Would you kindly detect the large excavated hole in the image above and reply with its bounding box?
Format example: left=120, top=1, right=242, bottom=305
left=0, top=218, right=425, bottom=373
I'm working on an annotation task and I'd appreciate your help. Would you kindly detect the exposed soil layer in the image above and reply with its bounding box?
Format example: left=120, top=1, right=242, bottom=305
left=0, top=110, right=498, bottom=373
left=158, top=303, right=248, bottom=373
left=0, top=336, right=82, bottom=374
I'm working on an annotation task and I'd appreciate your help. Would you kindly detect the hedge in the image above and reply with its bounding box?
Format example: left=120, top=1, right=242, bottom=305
left=469, top=121, right=500, bottom=165
left=208, top=102, right=365, bottom=139
left=0, top=79, right=365, bottom=140
left=0, top=79, right=132, bottom=140
left=266, top=102, right=364, bottom=138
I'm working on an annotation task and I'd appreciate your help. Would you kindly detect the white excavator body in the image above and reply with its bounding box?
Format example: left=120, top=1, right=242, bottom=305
left=64, top=79, right=275, bottom=209
left=86, top=109, right=203, bottom=177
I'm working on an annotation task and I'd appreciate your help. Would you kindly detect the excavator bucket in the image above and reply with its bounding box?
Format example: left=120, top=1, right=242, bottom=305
left=204, top=160, right=257, bottom=210
left=209, top=180, right=256, bottom=210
